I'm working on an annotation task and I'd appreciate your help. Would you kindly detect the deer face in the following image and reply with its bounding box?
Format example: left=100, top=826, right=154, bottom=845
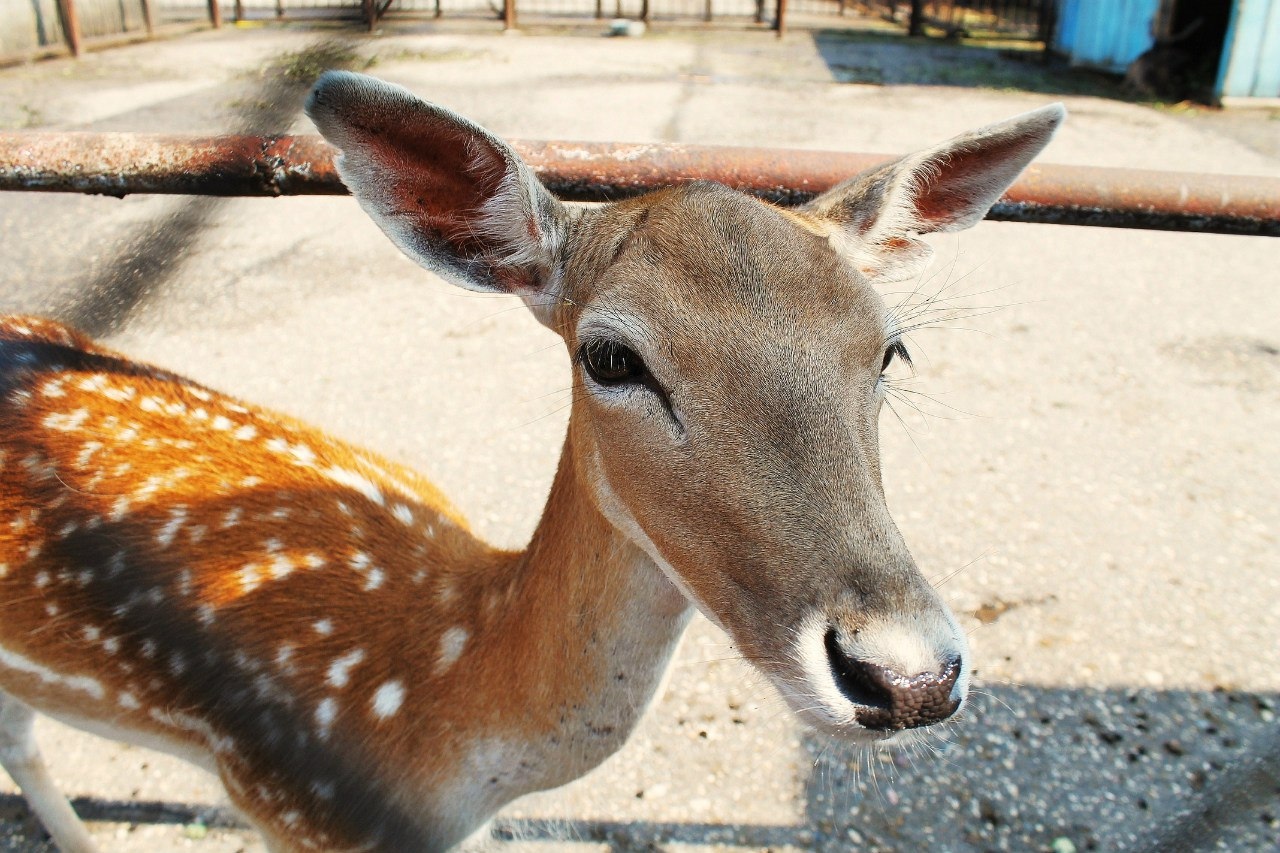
left=305, top=71, right=1063, bottom=740
left=558, top=184, right=967, bottom=739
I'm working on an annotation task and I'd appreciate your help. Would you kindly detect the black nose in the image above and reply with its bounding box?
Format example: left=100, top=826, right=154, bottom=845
left=824, top=628, right=962, bottom=731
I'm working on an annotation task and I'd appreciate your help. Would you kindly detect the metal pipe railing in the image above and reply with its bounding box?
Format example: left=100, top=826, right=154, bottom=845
left=1, top=132, right=1276, bottom=236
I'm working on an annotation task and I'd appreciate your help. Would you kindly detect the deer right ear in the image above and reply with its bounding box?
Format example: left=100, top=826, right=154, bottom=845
left=802, top=104, right=1065, bottom=283
left=305, top=71, right=571, bottom=321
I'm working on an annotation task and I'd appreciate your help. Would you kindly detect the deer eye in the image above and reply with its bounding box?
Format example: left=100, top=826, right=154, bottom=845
left=581, top=339, right=648, bottom=385
left=881, top=340, right=912, bottom=374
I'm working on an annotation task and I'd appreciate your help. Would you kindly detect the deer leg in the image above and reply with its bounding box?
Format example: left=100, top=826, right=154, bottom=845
left=0, top=691, right=98, bottom=853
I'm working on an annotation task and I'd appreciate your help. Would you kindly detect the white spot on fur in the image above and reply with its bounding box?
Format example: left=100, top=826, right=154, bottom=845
left=325, top=467, right=383, bottom=506
left=78, top=374, right=108, bottom=392
left=135, top=475, right=162, bottom=500
left=436, top=627, right=469, bottom=674
left=363, top=568, right=385, bottom=592
left=313, top=619, right=333, bottom=636
left=233, top=424, right=257, bottom=441
left=221, top=507, right=243, bottom=529
left=119, top=692, right=140, bottom=710
left=42, top=408, right=89, bottom=432
left=75, top=441, right=103, bottom=469
left=315, top=698, right=338, bottom=737
left=392, top=503, right=413, bottom=526
left=40, top=378, right=66, bottom=398
left=275, top=644, right=297, bottom=674
left=156, top=506, right=188, bottom=548
left=326, top=649, right=366, bottom=688
left=290, top=443, right=316, bottom=467
left=268, top=554, right=294, bottom=581
left=239, top=563, right=262, bottom=593
left=0, top=646, right=105, bottom=699
left=371, top=680, right=405, bottom=720
left=20, top=455, right=54, bottom=482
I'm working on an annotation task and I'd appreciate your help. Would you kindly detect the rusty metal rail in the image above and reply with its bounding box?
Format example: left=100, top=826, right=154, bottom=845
left=1, top=132, right=1277, bottom=236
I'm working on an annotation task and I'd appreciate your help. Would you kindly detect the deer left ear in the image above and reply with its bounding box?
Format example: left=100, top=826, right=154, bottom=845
left=305, top=71, right=571, bottom=323
left=802, top=103, right=1065, bottom=283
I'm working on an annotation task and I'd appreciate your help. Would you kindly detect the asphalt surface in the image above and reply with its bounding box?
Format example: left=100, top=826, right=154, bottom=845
left=0, top=17, right=1277, bottom=853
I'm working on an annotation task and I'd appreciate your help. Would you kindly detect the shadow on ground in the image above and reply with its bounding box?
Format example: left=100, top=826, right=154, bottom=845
left=812, top=29, right=1131, bottom=100
left=53, top=39, right=366, bottom=338
left=3, top=686, right=1276, bottom=851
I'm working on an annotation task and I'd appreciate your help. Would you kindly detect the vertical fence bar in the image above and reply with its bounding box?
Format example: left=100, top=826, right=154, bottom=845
left=57, top=0, right=83, bottom=55
left=139, top=0, right=155, bottom=34
left=206, top=0, right=222, bottom=27
left=503, top=0, right=515, bottom=29
left=774, top=0, right=786, bottom=37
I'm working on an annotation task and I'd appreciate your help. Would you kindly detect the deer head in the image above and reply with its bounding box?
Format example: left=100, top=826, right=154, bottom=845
left=306, top=71, right=1063, bottom=740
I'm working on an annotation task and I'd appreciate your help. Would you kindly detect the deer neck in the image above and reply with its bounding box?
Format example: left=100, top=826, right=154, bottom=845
left=433, top=424, right=693, bottom=808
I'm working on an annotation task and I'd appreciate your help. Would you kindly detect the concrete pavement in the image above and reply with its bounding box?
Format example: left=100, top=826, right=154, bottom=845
left=0, top=19, right=1277, bottom=852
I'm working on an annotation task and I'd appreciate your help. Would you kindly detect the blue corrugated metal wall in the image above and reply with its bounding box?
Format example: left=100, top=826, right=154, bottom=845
left=1052, top=0, right=1161, bottom=72
left=1218, top=0, right=1280, bottom=98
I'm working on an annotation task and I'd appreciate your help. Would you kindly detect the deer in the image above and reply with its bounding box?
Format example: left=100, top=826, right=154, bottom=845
left=0, top=70, right=1063, bottom=852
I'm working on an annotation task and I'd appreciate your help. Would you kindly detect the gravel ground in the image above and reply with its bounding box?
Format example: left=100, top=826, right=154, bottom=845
left=0, top=16, right=1277, bottom=853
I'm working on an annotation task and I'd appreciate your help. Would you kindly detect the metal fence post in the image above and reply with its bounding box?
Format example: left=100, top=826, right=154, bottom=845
left=140, top=0, right=155, bottom=34
left=206, top=0, right=222, bottom=27
left=56, top=0, right=83, bottom=56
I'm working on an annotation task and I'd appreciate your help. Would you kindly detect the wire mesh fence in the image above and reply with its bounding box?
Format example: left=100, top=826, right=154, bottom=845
left=859, top=0, right=1052, bottom=39
left=146, top=0, right=1050, bottom=35
left=150, top=0, right=778, bottom=24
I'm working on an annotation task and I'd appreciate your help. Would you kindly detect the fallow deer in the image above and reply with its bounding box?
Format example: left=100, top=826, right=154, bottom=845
left=0, top=71, right=1063, bottom=851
